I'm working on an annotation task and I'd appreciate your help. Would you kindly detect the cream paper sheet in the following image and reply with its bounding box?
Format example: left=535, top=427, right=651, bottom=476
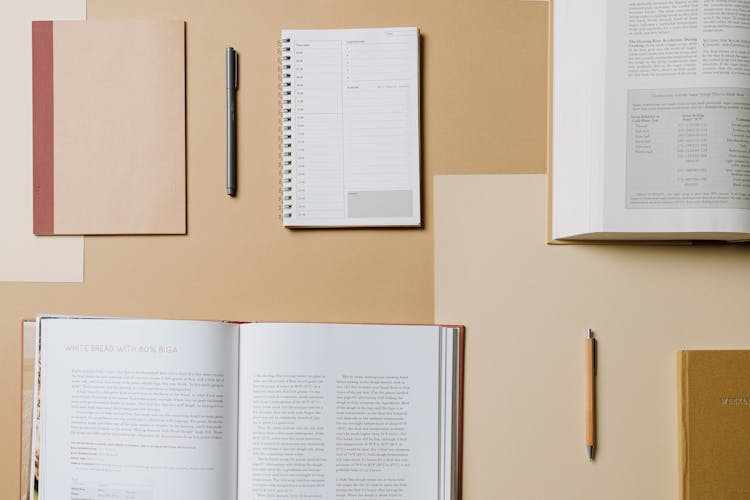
left=0, top=1, right=83, bottom=282
left=435, top=174, right=750, bottom=499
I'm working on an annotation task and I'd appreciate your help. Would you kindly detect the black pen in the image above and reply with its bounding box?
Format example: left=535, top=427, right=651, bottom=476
left=226, top=47, right=238, bottom=196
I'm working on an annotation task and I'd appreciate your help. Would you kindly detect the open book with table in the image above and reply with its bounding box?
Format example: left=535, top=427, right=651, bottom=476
left=552, top=0, right=750, bottom=242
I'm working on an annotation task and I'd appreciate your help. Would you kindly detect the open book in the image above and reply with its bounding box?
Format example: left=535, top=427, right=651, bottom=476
left=30, top=317, right=462, bottom=500
left=552, top=0, right=750, bottom=241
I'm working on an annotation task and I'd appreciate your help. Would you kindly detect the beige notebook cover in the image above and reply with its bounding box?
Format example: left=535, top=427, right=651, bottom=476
left=32, top=20, right=185, bottom=235
left=678, top=350, right=750, bottom=500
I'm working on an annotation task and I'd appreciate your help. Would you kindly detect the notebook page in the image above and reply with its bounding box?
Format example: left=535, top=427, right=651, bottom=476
left=282, top=28, right=420, bottom=227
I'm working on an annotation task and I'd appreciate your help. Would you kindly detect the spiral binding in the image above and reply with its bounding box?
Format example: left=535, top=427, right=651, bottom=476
left=279, top=37, right=293, bottom=220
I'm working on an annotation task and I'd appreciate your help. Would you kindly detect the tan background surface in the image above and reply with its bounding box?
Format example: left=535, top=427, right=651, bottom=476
left=0, top=0, right=548, bottom=496
left=435, top=175, right=750, bottom=500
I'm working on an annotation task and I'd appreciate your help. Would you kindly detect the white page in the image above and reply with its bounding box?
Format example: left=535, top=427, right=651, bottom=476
left=37, top=318, right=239, bottom=500
left=602, top=0, right=750, bottom=233
left=282, top=28, right=421, bottom=227
left=236, top=323, right=440, bottom=500
left=0, top=0, right=84, bottom=281
left=552, top=0, right=608, bottom=239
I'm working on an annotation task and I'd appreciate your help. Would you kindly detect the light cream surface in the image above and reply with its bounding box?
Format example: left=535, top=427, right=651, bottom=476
left=0, top=1, right=84, bottom=281
left=0, top=0, right=549, bottom=496
left=53, top=20, right=186, bottom=234
left=435, top=174, right=750, bottom=500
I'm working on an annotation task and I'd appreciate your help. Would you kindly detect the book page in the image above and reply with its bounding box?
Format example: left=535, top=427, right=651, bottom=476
left=282, top=28, right=420, bottom=227
left=552, top=0, right=608, bottom=238
left=236, top=323, right=440, bottom=500
left=602, top=0, right=750, bottom=233
left=37, top=318, right=239, bottom=500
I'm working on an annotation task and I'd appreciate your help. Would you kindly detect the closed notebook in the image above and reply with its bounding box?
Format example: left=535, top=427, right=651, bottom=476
left=678, top=350, right=750, bottom=500
left=32, top=20, right=185, bottom=235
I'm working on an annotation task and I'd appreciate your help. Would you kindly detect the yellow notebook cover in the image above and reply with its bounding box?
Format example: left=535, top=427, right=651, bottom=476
left=678, top=350, right=750, bottom=500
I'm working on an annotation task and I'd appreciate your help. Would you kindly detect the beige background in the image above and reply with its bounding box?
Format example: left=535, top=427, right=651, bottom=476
left=0, top=0, right=548, bottom=496
left=435, top=175, right=750, bottom=500
left=0, top=0, right=83, bottom=282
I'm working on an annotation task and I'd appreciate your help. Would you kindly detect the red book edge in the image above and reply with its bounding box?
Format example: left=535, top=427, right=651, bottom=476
left=19, top=318, right=35, bottom=500
left=32, top=21, right=54, bottom=235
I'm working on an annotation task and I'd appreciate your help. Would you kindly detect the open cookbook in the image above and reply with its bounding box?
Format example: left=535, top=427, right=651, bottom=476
left=27, top=316, right=463, bottom=500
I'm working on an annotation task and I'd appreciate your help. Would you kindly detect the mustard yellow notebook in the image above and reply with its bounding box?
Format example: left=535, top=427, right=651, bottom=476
left=678, top=350, right=750, bottom=500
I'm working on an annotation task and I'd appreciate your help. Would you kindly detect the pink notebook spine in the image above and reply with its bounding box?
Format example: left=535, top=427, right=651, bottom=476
left=32, top=21, right=54, bottom=235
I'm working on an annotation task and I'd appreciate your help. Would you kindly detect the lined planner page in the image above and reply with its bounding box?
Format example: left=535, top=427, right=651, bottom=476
left=282, top=28, right=420, bottom=227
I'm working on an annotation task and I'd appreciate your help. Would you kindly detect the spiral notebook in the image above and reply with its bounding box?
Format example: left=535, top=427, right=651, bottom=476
left=280, top=27, right=421, bottom=228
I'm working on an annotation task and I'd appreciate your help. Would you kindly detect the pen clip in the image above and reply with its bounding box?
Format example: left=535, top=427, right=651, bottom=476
left=234, top=51, right=239, bottom=90
left=592, top=337, right=597, bottom=376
